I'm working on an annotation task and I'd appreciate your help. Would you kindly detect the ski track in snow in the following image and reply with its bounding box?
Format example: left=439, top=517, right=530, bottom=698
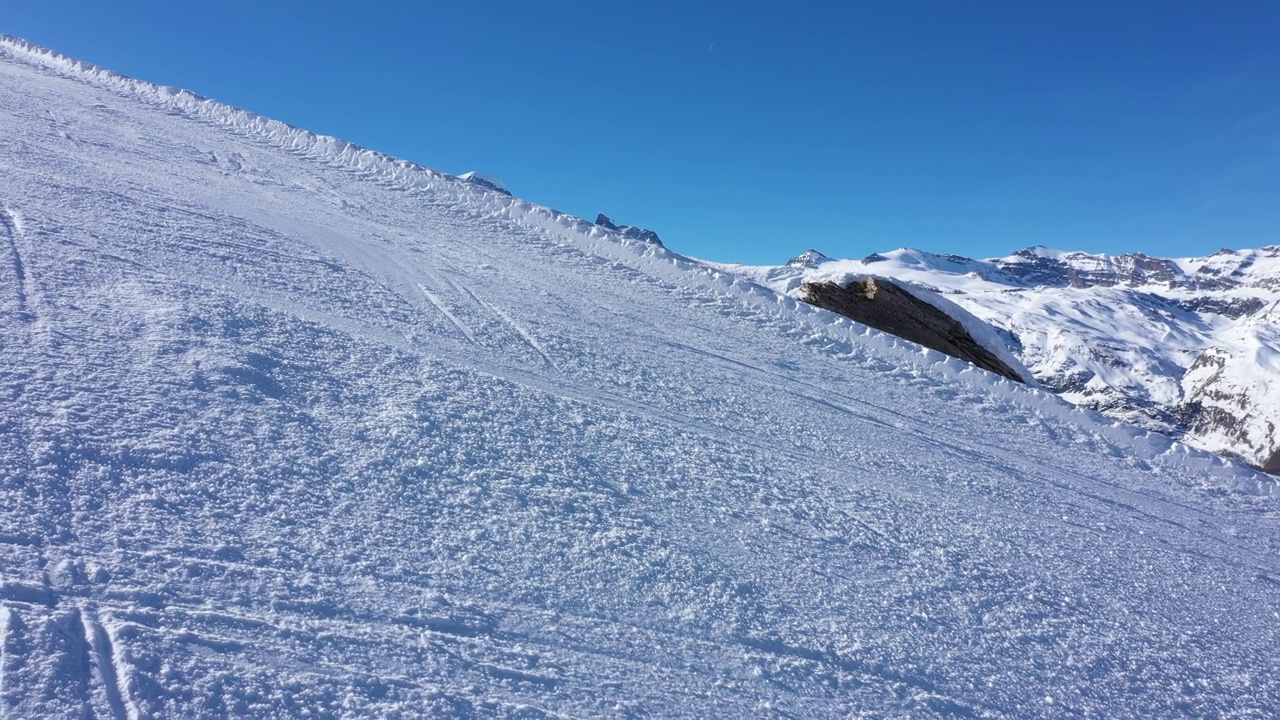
left=80, top=606, right=134, bottom=720
left=0, top=207, right=33, bottom=322
left=2, top=35, right=1280, bottom=717
left=417, top=282, right=478, bottom=345
left=460, top=284, right=556, bottom=368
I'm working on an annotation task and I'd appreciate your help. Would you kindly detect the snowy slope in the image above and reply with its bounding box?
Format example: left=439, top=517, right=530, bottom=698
left=731, top=247, right=1280, bottom=472
left=3, top=36, right=1280, bottom=717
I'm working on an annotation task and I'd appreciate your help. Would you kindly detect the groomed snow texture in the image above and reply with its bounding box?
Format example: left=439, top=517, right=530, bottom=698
left=3, top=37, right=1280, bottom=717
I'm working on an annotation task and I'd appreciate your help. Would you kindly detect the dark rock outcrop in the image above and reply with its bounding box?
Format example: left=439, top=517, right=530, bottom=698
left=595, top=214, right=662, bottom=246
left=1174, top=296, right=1268, bottom=319
left=799, top=278, right=1027, bottom=383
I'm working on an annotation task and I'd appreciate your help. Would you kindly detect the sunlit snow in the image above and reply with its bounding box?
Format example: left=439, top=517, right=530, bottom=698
left=2, top=37, right=1280, bottom=717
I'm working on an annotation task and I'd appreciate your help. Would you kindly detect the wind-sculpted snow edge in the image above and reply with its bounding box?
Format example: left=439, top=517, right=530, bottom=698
left=0, top=35, right=464, bottom=192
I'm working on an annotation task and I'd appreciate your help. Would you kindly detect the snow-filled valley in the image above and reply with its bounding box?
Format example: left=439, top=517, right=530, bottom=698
left=3, top=36, right=1280, bottom=717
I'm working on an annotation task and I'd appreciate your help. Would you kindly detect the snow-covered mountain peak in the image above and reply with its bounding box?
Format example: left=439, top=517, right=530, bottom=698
left=995, top=244, right=1280, bottom=292
left=1008, top=244, right=1068, bottom=260
left=836, top=243, right=1280, bottom=295
left=786, top=248, right=832, bottom=267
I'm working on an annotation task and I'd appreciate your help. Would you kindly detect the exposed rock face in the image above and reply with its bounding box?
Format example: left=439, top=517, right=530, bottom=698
left=997, top=249, right=1186, bottom=288
left=799, top=278, right=1028, bottom=383
left=595, top=214, right=662, bottom=246
left=1174, top=296, right=1268, bottom=319
left=1177, top=303, right=1280, bottom=473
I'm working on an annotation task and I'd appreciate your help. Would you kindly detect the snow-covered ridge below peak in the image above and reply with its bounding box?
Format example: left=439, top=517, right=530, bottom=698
left=0, top=35, right=635, bottom=251
left=0, top=35, right=451, bottom=193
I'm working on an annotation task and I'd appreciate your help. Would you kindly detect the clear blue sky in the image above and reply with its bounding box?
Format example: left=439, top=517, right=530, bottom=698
left=7, top=1, right=1280, bottom=263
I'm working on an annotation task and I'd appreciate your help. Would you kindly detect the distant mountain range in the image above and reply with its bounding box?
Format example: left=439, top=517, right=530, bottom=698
left=724, top=245, right=1280, bottom=473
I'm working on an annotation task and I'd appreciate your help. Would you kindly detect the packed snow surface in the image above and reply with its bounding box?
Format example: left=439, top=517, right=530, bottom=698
left=3, top=37, right=1280, bottom=717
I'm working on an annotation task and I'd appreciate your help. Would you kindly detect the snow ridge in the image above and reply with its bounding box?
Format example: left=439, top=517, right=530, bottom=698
left=0, top=35, right=457, bottom=194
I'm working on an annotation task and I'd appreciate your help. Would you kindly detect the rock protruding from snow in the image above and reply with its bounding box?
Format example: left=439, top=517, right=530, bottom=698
left=800, top=277, right=1031, bottom=383
left=595, top=213, right=662, bottom=246
left=457, top=171, right=511, bottom=195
